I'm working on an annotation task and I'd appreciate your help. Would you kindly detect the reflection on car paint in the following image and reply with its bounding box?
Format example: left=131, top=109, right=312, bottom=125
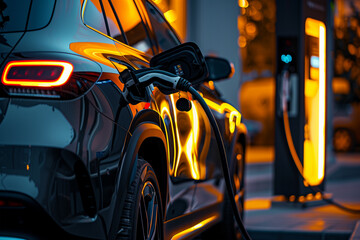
left=0, top=104, right=74, bottom=148
left=70, top=42, right=122, bottom=68
left=156, top=92, right=212, bottom=180
left=170, top=214, right=219, bottom=240
left=204, top=98, right=242, bottom=134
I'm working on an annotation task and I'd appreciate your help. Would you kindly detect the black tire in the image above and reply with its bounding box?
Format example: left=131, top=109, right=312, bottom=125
left=202, top=142, right=245, bottom=240
left=116, top=159, right=163, bottom=240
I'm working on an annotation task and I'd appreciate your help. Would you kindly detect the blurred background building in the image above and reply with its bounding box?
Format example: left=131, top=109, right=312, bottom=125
left=154, top=0, right=360, bottom=155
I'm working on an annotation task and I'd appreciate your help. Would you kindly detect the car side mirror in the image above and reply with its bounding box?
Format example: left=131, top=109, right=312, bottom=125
left=150, top=42, right=208, bottom=85
left=205, top=56, right=235, bottom=81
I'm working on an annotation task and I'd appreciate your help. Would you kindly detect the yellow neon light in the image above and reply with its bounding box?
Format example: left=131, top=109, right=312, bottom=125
left=171, top=215, right=218, bottom=240
left=318, top=24, right=326, bottom=182
left=303, top=18, right=326, bottom=186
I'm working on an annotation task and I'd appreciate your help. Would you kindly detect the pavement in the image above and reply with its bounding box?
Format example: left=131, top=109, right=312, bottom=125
left=244, top=146, right=360, bottom=240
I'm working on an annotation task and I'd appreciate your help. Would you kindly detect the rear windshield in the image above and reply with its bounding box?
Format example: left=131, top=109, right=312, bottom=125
left=0, top=0, right=55, bottom=33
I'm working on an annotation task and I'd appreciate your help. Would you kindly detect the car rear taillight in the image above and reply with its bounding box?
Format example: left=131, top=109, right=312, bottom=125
left=1, top=61, right=73, bottom=87
left=0, top=199, right=25, bottom=208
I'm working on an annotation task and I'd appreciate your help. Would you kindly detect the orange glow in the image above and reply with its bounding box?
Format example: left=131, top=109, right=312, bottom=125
left=82, top=0, right=140, bottom=33
left=283, top=111, right=304, bottom=175
left=332, top=77, right=350, bottom=95
left=302, top=220, right=325, bottom=231
left=171, top=215, right=218, bottom=240
left=70, top=42, right=123, bottom=68
left=156, top=92, right=211, bottom=181
left=315, top=192, right=322, bottom=200
left=170, top=94, right=201, bottom=179
left=303, top=18, right=326, bottom=186
left=160, top=103, right=177, bottom=175
left=318, top=23, right=326, bottom=184
left=208, top=81, right=215, bottom=90
left=164, top=9, right=177, bottom=23
left=111, top=0, right=142, bottom=33
left=26, top=164, right=29, bottom=171
left=306, top=193, right=314, bottom=200
left=1, top=61, right=73, bottom=87
left=239, top=0, right=249, bottom=8
left=204, top=98, right=242, bottom=134
left=305, top=78, right=318, bottom=97
left=245, top=198, right=271, bottom=211
left=238, top=36, right=247, bottom=48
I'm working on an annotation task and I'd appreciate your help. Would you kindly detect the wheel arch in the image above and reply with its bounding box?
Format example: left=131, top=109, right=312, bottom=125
left=109, top=110, right=169, bottom=238
left=126, top=109, right=169, bottom=210
left=138, top=136, right=168, bottom=215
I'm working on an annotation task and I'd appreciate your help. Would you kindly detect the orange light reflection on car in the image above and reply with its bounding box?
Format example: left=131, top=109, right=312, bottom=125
left=204, top=98, right=242, bottom=134
left=160, top=101, right=177, bottom=176
left=171, top=215, right=219, bottom=240
left=70, top=42, right=120, bottom=68
left=170, top=94, right=201, bottom=179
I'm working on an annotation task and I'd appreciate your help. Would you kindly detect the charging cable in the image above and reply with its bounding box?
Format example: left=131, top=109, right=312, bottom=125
left=280, top=69, right=360, bottom=214
left=120, top=68, right=253, bottom=240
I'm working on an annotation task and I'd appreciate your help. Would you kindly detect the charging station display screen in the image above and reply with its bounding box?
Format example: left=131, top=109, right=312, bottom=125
left=304, top=18, right=326, bottom=186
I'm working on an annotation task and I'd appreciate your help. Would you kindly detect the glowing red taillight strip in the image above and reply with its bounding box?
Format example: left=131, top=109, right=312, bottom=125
left=1, top=61, right=73, bottom=87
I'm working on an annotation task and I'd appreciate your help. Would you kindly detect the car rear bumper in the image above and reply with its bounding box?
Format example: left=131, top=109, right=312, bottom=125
left=0, top=146, right=104, bottom=239
left=0, top=191, right=82, bottom=240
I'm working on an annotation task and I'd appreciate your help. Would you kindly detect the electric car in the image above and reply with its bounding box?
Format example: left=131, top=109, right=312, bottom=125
left=0, top=0, right=247, bottom=239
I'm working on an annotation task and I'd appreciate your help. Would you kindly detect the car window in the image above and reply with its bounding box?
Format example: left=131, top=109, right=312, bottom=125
left=83, top=0, right=108, bottom=35
left=143, top=1, right=180, bottom=51
left=102, top=0, right=126, bottom=43
left=109, top=0, right=152, bottom=53
left=0, top=0, right=55, bottom=33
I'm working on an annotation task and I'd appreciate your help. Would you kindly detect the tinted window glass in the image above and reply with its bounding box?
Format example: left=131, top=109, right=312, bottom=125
left=102, top=0, right=125, bottom=43
left=144, top=1, right=179, bottom=51
left=83, top=0, right=107, bottom=34
left=0, top=0, right=56, bottom=33
left=0, top=0, right=31, bottom=32
left=110, top=0, right=152, bottom=53
left=27, top=0, right=56, bottom=30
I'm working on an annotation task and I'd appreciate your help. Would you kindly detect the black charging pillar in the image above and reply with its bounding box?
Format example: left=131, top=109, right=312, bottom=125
left=274, top=0, right=331, bottom=201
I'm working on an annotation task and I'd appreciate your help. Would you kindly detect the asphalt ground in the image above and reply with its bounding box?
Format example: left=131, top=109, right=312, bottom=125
left=244, top=147, right=360, bottom=240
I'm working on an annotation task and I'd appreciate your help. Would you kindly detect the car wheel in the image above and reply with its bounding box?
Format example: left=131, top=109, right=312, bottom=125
left=116, top=159, right=163, bottom=240
left=333, top=128, right=354, bottom=152
left=202, top=142, right=245, bottom=240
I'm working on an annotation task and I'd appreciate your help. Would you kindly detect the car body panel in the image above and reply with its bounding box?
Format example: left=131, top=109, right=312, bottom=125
left=0, top=0, right=247, bottom=239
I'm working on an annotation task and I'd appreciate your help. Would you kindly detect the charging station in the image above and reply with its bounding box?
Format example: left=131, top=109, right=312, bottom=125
left=274, top=0, right=330, bottom=203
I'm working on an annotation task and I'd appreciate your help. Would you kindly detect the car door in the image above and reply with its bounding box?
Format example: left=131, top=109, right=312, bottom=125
left=138, top=0, right=224, bottom=216
left=101, top=0, right=200, bottom=221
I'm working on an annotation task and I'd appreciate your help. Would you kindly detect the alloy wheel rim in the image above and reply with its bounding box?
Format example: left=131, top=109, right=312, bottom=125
left=137, top=181, right=160, bottom=240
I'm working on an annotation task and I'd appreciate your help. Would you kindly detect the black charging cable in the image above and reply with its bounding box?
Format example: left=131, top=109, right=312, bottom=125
left=120, top=69, right=252, bottom=240
left=188, top=86, right=252, bottom=240
left=279, top=67, right=360, bottom=215
left=283, top=110, right=360, bottom=214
